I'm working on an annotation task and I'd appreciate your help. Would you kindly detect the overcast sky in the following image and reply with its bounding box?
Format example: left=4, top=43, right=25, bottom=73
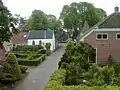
left=3, top=0, right=120, bottom=18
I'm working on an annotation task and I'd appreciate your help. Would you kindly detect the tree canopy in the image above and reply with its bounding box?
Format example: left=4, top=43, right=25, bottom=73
left=27, top=10, right=61, bottom=31
left=0, top=0, right=16, bottom=48
left=59, top=2, right=107, bottom=39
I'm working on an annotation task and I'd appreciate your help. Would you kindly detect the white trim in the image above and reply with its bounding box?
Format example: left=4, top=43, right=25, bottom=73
left=96, top=33, right=108, bottom=40
left=80, top=29, right=95, bottom=41
left=94, top=28, right=120, bottom=31
left=80, top=28, right=120, bottom=41
left=116, top=33, right=120, bottom=40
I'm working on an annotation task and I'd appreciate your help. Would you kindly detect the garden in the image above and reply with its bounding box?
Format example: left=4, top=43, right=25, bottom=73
left=0, top=44, right=51, bottom=89
left=45, top=40, right=120, bottom=90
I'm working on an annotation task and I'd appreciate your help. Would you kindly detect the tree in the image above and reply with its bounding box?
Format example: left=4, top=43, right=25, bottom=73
left=27, top=10, right=63, bottom=41
left=12, top=14, right=27, bottom=29
left=3, top=53, right=21, bottom=80
left=27, top=10, right=48, bottom=30
left=0, top=0, right=18, bottom=59
left=60, top=2, right=107, bottom=39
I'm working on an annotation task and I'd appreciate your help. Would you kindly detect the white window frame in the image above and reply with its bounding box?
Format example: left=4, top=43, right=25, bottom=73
left=116, top=33, right=120, bottom=40
left=96, top=33, right=108, bottom=40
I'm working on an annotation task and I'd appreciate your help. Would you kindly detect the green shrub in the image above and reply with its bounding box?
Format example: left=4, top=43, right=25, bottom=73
left=108, top=55, right=113, bottom=65
left=18, top=54, right=46, bottom=66
left=3, top=53, right=21, bottom=80
left=45, top=43, right=51, bottom=51
left=37, top=49, right=46, bottom=54
left=44, top=69, right=120, bottom=90
left=19, top=65, right=28, bottom=73
left=13, top=45, right=43, bottom=51
left=44, top=69, right=66, bottom=90
left=15, top=53, right=28, bottom=59
left=0, top=73, right=16, bottom=84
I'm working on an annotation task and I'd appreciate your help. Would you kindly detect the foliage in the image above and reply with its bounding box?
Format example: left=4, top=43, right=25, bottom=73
left=37, top=49, right=46, bottom=54
left=65, top=63, right=84, bottom=85
left=59, top=40, right=93, bottom=85
left=60, top=2, right=106, bottom=39
left=18, top=54, right=46, bottom=66
left=108, top=55, right=113, bottom=65
left=19, top=65, right=28, bottom=73
left=45, top=43, right=51, bottom=51
left=45, top=43, right=51, bottom=55
left=44, top=69, right=66, bottom=90
left=13, top=45, right=43, bottom=52
left=59, top=40, right=93, bottom=69
left=0, top=1, right=19, bottom=50
left=3, top=53, right=21, bottom=80
left=45, top=69, right=120, bottom=90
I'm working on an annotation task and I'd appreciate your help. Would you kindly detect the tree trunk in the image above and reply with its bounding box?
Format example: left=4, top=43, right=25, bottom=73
left=0, top=42, right=5, bottom=60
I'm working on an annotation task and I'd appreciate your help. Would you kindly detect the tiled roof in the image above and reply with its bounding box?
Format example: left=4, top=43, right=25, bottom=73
left=11, top=32, right=28, bottom=44
left=98, top=13, right=120, bottom=28
left=28, top=30, right=54, bottom=39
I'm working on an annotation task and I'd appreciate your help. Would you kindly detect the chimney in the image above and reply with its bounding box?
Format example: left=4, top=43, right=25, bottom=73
left=115, top=6, right=119, bottom=13
left=0, top=0, right=3, bottom=6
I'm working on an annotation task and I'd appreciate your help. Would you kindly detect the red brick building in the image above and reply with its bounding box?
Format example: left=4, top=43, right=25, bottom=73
left=79, top=7, right=120, bottom=64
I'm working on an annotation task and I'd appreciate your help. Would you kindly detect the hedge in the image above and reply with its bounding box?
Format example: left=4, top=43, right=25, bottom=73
left=13, top=45, right=43, bottom=51
left=44, top=69, right=120, bottom=90
left=19, top=65, right=28, bottom=73
left=18, top=54, right=46, bottom=66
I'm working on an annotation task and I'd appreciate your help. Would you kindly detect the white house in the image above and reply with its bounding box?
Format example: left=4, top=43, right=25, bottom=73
left=27, top=30, right=56, bottom=51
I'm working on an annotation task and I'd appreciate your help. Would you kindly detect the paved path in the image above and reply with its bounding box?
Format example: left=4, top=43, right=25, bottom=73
left=12, top=44, right=65, bottom=90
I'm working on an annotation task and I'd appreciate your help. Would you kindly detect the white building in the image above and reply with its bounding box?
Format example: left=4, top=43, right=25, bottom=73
left=27, top=30, right=56, bottom=51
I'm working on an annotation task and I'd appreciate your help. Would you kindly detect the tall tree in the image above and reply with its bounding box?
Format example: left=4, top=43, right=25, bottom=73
left=27, top=10, right=63, bottom=41
left=27, top=10, right=48, bottom=30
left=0, top=0, right=18, bottom=59
left=60, top=2, right=107, bottom=40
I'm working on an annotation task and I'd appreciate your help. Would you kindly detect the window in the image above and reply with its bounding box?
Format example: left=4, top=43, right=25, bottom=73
left=97, top=34, right=102, bottom=39
left=39, top=40, right=42, bottom=45
left=103, top=34, right=107, bottom=39
left=116, top=33, right=120, bottom=40
left=32, top=41, right=35, bottom=45
left=96, top=33, right=108, bottom=40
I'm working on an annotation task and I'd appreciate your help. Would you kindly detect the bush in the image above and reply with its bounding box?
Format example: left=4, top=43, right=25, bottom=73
left=15, top=53, right=28, bottom=59
left=108, top=55, right=113, bottom=65
left=45, top=43, right=51, bottom=56
left=0, top=73, right=16, bottom=84
left=19, top=65, right=28, bottom=73
left=13, top=45, right=43, bottom=52
left=44, top=69, right=120, bottom=90
left=44, top=69, right=66, bottom=90
left=37, top=49, right=46, bottom=54
left=18, top=54, right=46, bottom=66
left=3, top=53, right=21, bottom=80
left=45, top=43, right=51, bottom=51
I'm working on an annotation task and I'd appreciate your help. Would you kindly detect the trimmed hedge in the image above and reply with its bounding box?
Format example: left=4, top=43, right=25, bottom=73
left=13, top=45, right=43, bottom=51
left=44, top=69, right=66, bottom=90
left=19, top=65, right=28, bottom=73
left=44, top=69, right=120, bottom=90
left=18, top=54, right=46, bottom=66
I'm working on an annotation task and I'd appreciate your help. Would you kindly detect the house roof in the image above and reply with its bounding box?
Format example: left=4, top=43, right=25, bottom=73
left=78, top=12, right=120, bottom=40
left=11, top=32, right=28, bottom=44
left=98, top=13, right=120, bottom=28
left=28, top=30, right=54, bottom=39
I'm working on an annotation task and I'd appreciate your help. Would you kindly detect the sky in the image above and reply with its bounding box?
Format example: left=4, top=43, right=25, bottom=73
left=3, top=0, right=120, bottom=18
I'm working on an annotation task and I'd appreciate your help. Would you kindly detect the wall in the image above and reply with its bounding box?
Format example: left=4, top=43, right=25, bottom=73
left=84, top=29, right=120, bottom=64
left=27, top=39, right=55, bottom=51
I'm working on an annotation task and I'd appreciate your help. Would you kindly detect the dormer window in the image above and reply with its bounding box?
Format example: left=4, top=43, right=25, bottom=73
left=116, top=33, right=120, bottom=40
left=96, top=33, right=108, bottom=40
